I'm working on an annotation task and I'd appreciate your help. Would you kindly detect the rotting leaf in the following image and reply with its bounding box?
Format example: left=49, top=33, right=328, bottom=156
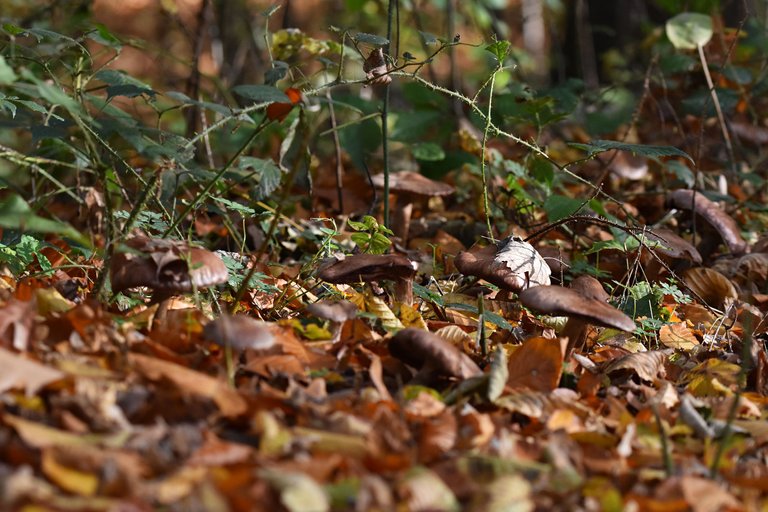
left=0, top=347, right=65, bottom=396
left=603, top=349, right=672, bottom=383
left=668, top=189, right=747, bottom=255
left=260, top=468, right=330, bottom=512
left=506, top=337, right=564, bottom=393
left=682, top=267, right=738, bottom=310
left=659, top=322, right=699, bottom=350
left=128, top=353, right=247, bottom=417
left=487, top=346, right=509, bottom=402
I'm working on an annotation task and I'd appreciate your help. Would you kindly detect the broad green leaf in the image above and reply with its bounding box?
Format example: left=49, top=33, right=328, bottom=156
left=0, top=194, right=86, bottom=245
left=237, top=156, right=283, bottom=200
left=353, top=32, right=389, bottom=47
left=543, top=194, right=587, bottom=222
left=569, top=139, right=693, bottom=163
left=213, top=197, right=256, bottom=216
left=232, top=85, right=290, bottom=103
left=412, top=142, right=445, bottom=161
left=0, top=56, right=17, bottom=85
left=666, top=12, right=713, bottom=50
left=106, top=84, right=155, bottom=100
left=87, top=24, right=122, bottom=48
left=485, top=40, right=511, bottom=63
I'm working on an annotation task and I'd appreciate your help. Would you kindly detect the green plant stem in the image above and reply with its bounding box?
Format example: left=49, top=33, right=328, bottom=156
left=480, top=69, right=497, bottom=242
left=230, top=149, right=303, bottom=311
left=162, top=118, right=271, bottom=238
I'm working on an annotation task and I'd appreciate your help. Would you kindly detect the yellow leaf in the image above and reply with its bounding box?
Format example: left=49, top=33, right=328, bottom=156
left=399, top=303, right=427, bottom=330
left=41, top=449, right=99, bottom=497
left=364, top=291, right=403, bottom=332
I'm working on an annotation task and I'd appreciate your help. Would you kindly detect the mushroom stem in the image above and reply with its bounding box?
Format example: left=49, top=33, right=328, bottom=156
left=562, top=318, right=587, bottom=359
left=392, top=200, right=413, bottom=243
left=394, top=278, right=413, bottom=306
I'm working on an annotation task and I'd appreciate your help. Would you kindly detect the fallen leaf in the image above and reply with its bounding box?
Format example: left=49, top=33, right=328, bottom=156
left=0, top=347, right=66, bottom=396
left=128, top=353, right=248, bottom=417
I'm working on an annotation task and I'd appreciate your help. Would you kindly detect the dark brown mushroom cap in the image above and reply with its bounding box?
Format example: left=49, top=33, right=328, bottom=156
left=667, top=190, right=747, bottom=255
left=306, top=300, right=358, bottom=322
left=317, top=253, right=417, bottom=284
left=455, top=239, right=551, bottom=293
left=203, top=315, right=274, bottom=351
left=645, top=229, right=702, bottom=264
left=389, top=328, right=482, bottom=379
left=110, top=236, right=228, bottom=293
left=519, top=285, right=636, bottom=332
left=569, top=275, right=610, bottom=302
left=371, top=171, right=455, bottom=197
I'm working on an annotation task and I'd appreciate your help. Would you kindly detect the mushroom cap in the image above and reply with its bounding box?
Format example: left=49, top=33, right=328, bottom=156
left=646, top=228, right=702, bottom=264
left=389, top=328, right=482, bottom=379
left=203, top=314, right=274, bottom=351
left=519, top=285, right=636, bottom=332
left=317, top=253, right=417, bottom=284
left=306, top=300, right=358, bottom=322
left=110, top=236, right=228, bottom=293
left=455, top=238, right=551, bottom=293
left=371, top=171, right=455, bottom=197
left=569, top=275, right=610, bottom=302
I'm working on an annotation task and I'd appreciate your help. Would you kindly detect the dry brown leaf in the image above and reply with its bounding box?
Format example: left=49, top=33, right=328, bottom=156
left=680, top=476, right=742, bottom=512
left=0, top=298, right=36, bottom=351
left=128, top=353, right=247, bottom=417
left=668, top=189, right=747, bottom=255
left=604, top=349, right=672, bottom=383
left=507, top=336, right=564, bottom=392
left=658, top=323, right=699, bottom=350
left=495, top=389, right=551, bottom=418
left=683, top=267, right=738, bottom=310
left=0, top=347, right=66, bottom=396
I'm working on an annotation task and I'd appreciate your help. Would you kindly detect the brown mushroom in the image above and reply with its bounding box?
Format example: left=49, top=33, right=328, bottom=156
left=306, top=299, right=358, bottom=343
left=111, top=236, right=228, bottom=295
left=203, top=314, right=275, bottom=351
left=667, top=189, right=747, bottom=256
left=455, top=236, right=551, bottom=293
left=519, top=277, right=635, bottom=358
left=388, top=328, right=482, bottom=383
left=371, top=171, right=454, bottom=243
left=317, top=253, right=418, bottom=305
left=110, top=236, right=228, bottom=319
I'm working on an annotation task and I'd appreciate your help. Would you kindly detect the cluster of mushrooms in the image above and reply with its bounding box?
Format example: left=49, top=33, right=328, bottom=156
left=112, top=175, right=754, bottom=385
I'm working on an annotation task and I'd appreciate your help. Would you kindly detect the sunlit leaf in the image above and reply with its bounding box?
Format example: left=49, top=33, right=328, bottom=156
left=666, top=12, right=713, bottom=50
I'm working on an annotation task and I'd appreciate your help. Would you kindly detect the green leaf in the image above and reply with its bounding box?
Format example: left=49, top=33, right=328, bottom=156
left=666, top=13, right=713, bottom=50
left=232, top=85, right=290, bottom=103
left=87, top=24, right=122, bottom=48
left=367, top=232, right=392, bottom=254
left=412, top=142, right=445, bottom=161
left=485, top=40, right=511, bottom=63
left=106, top=84, right=155, bottom=100
left=543, top=194, right=587, bottom=222
left=0, top=194, right=86, bottom=244
left=569, top=139, right=693, bottom=163
left=353, top=32, right=389, bottom=47
left=213, top=197, right=256, bottom=216
left=236, top=156, right=283, bottom=200
left=0, top=56, right=18, bottom=85
left=418, top=31, right=440, bottom=46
